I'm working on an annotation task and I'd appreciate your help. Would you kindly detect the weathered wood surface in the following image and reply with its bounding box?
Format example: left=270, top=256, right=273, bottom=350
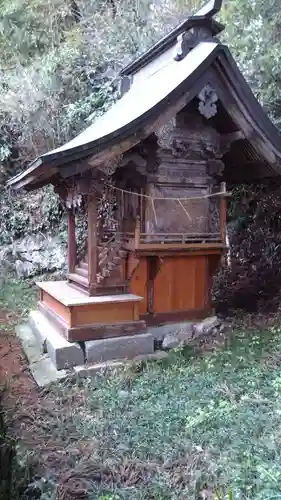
left=36, top=281, right=142, bottom=306
left=130, top=251, right=222, bottom=317
left=67, top=209, right=76, bottom=273
left=86, top=193, right=97, bottom=295
left=39, top=300, right=146, bottom=344
left=220, top=181, right=227, bottom=243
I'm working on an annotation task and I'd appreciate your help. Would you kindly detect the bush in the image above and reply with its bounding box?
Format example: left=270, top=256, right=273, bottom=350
left=214, top=181, right=281, bottom=313
left=0, top=186, right=65, bottom=245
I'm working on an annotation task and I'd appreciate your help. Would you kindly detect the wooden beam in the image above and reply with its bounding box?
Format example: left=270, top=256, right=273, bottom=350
left=220, top=130, right=244, bottom=142
left=67, top=209, right=76, bottom=273
left=87, top=193, right=98, bottom=295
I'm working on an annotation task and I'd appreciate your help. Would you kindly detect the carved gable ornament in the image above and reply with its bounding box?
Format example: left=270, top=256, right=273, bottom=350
left=198, top=84, right=218, bottom=119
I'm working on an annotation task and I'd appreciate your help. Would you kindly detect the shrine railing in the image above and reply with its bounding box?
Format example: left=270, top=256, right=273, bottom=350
left=138, top=232, right=221, bottom=244
left=102, top=229, right=222, bottom=247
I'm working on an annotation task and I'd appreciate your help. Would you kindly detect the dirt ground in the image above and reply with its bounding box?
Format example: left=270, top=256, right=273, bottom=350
left=0, top=307, right=96, bottom=499
left=0, top=309, right=38, bottom=405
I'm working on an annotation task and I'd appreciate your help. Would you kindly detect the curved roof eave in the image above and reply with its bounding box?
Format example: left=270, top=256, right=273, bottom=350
left=7, top=36, right=281, bottom=190
left=7, top=41, right=220, bottom=189
left=212, top=47, right=281, bottom=171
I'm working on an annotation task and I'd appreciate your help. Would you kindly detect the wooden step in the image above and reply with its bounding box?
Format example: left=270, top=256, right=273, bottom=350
left=96, top=282, right=129, bottom=295
left=75, top=266, right=88, bottom=278
left=80, top=261, right=88, bottom=270
left=68, top=273, right=89, bottom=289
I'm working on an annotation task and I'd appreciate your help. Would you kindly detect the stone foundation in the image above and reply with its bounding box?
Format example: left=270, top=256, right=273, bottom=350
left=27, top=310, right=154, bottom=371
left=15, top=311, right=224, bottom=386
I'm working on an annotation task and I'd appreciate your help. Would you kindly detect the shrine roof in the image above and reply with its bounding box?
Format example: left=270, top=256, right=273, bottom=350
left=120, top=0, right=224, bottom=78
left=8, top=40, right=220, bottom=189
left=7, top=0, right=281, bottom=189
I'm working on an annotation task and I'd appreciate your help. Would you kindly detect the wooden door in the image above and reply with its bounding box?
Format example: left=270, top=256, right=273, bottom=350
left=130, top=258, right=148, bottom=315
left=153, top=255, right=207, bottom=314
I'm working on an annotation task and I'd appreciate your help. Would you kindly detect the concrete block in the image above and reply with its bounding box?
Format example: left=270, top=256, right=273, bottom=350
left=29, top=310, right=48, bottom=353
left=15, top=324, right=48, bottom=365
left=85, top=333, right=154, bottom=364
left=133, top=350, right=169, bottom=363
left=29, top=311, right=84, bottom=370
left=30, top=358, right=67, bottom=387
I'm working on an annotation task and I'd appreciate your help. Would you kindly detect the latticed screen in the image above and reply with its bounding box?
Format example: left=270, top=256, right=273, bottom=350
left=145, top=185, right=221, bottom=242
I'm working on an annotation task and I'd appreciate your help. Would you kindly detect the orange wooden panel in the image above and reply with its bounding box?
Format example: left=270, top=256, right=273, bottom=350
left=154, top=255, right=208, bottom=314
left=194, top=255, right=208, bottom=309
left=130, top=258, right=148, bottom=315
left=71, top=301, right=137, bottom=327
left=153, top=258, right=174, bottom=313
left=42, top=291, right=71, bottom=326
left=173, top=256, right=197, bottom=311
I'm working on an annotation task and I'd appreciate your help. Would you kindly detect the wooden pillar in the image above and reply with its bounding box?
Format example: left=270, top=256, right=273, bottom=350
left=220, top=182, right=227, bottom=244
left=145, top=183, right=153, bottom=235
left=220, top=181, right=228, bottom=266
left=87, top=193, right=97, bottom=295
left=67, top=209, right=76, bottom=273
left=134, top=216, right=140, bottom=249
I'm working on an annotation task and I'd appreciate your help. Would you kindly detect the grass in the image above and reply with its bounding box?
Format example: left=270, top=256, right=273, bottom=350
left=33, top=327, right=281, bottom=500
left=0, top=277, right=37, bottom=313
left=0, top=273, right=64, bottom=332
left=2, top=280, right=281, bottom=499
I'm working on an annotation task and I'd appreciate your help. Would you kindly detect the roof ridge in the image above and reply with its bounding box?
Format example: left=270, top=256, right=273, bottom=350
left=119, top=0, right=223, bottom=77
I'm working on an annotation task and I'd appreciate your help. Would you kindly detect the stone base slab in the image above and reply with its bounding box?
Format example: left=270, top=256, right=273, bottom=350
left=85, top=333, right=154, bottom=364
left=29, top=310, right=84, bottom=370
left=28, top=310, right=155, bottom=371
left=16, top=321, right=165, bottom=387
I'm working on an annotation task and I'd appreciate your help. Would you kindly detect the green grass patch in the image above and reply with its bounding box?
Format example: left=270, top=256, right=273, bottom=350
left=0, top=278, right=37, bottom=315
left=33, top=328, right=281, bottom=499
left=2, top=279, right=281, bottom=498
left=0, top=278, right=37, bottom=335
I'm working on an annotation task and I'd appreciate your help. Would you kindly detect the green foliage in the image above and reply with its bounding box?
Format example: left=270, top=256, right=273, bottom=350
left=0, top=185, right=65, bottom=245
left=0, top=0, right=280, bottom=184
left=214, top=181, right=281, bottom=313
left=0, top=0, right=201, bottom=182
left=220, top=0, right=281, bottom=126
left=3, top=273, right=281, bottom=498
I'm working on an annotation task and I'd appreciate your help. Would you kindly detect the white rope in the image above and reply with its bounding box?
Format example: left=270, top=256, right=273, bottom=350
left=105, top=183, right=231, bottom=202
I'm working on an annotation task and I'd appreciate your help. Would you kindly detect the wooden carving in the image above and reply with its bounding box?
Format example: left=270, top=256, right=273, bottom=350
left=98, top=155, right=123, bottom=176
left=156, top=105, right=222, bottom=185
left=207, top=159, right=225, bottom=178
left=127, top=252, right=140, bottom=279
left=174, top=27, right=212, bottom=61
left=198, top=84, right=218, bottom=119
left=53, top=182, right=68, bottom=201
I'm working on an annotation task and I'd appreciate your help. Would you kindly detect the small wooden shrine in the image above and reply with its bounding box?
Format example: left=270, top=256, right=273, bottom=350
left=8, top=0, right=281, bottom=345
